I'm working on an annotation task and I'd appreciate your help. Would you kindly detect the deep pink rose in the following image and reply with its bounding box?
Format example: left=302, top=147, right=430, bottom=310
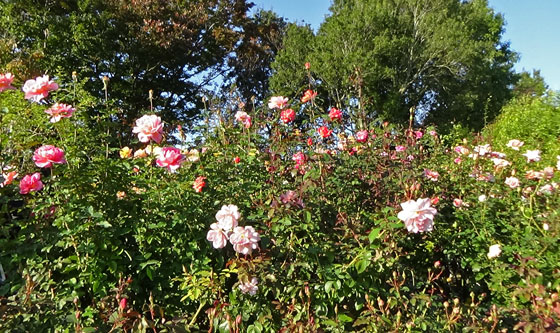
left=155, top=147, right=184, bottom=172
left=0, top=73, right=16, bottom=92
left=280, top=108, right=295, bottom=124
left=20, top=173, right=43, bottom=194
left=355, top=130, right=368, bottom=143
left=397, top=198, right=437, bottom=233
left=22, top=75, right=58, bottom=102
left=328, top=107, right=342, bottom=122
left=33, top=145, right=66, bottom=168
left=45, top=103, right=75, bottom=123
left=132, top=114, right=163, bottom=143
left=395, top=145, right=406, bottom=152
left=317, top=126, right=332, bottom=138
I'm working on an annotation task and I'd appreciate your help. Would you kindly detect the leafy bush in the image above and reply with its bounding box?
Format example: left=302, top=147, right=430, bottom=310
left=0, top=70, right=559, bottom=332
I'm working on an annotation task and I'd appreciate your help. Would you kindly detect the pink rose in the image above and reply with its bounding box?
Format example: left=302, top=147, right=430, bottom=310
left=355, top=130, right=368, bottom=143
left=206, top=222, right=229, bottom=249
left=454, top=146, right=470, bottom=155
left=33, top=145, right=66, bottom=168
left=429, top=130, right=437, bottom=136
left=292, top=152, right=306, bottom=168
left=505, top=176, right=520, bottom=189
left=397, top=198, right=437, bottom=233
left=215, top=204, right=241, bottom=230
left=22, top=75, right=59, bottom=102
left=453, top=198, right=464, bottom=208
left=395, top=145, right=406, bottom=152
left=424, top=169, right=439, bottom=181
left=192, top=176, right=206, bottom=193
left=0, top=73, right=16, bottom=92
left=280, top=108, right=295, bottom=124
left=414, top=130, right=423, bottom=139
left=19, top=173, right=43, bottom=194
left=317, top=126, right=332, bottom=138
left=229, top=226, right=260, bottom=255
left=301, top=89, right=317, bottom=103
left=328, top=107, right=342, bottom=122
left=45, top=103, right=75, bottom=123
left=238, top=277, right=258, bottom=295
left=506, top=139, right=524, bottom=151
left=132, top=115, right=163, bottom=143
left=234, top=111, right=252, bottom=128
left=268, top=96, right=288, bottom=109
left=155, top=147, right=184, bottom=172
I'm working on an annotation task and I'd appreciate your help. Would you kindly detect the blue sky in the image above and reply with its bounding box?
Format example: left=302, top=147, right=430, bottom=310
left=252, top=0, right=560, bottom=90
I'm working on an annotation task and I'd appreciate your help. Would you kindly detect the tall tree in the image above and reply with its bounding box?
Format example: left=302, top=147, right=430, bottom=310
left=513, top=69, right=548, bottom=98
left=270, top=0, right=518, bottom=131
left=0, top=0, right=280, bottom=137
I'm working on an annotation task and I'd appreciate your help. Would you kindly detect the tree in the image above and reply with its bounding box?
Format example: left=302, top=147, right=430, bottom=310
left=270, top=0, right=518, bottom=131
left=513, top=69, right=548, bottom=98
left=0, top=0, right=283, bottom=139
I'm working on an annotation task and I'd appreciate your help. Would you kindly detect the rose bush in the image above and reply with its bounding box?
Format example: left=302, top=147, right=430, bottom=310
left=0, top=68, right=558, bottom=332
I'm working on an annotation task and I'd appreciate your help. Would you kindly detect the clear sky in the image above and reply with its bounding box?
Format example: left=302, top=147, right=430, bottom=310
left=252, top=0, right=560, bottom=91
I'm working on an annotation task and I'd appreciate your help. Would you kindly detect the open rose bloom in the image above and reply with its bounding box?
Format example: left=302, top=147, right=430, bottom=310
left=0, top=73, right=16, bottom=92
left=234, top=111, right=252, bottom=128
left=155, top=147, right=184, bottom=172
left=206, top=222, right=229, bottom=249
left=33, top=145, right=66, bottom=168
left=280, top=108, right=295, bottom=124
left=268, top=96, right=288, bottom=109
left=22, top=75, right=59, bottom=102
left=45, top=103, right=75, bottom=123
left=317, top=126, right=332, bottom=138
left=506, top=139, right=524, bottom=151
left=301, top=89, right=317, bottom=103
left=192, top=176, right=206, bottom=193
left=328, top=107, right=342, bottom=121
left=355, top=130, right=368, bottom=143
left=238, top=277, right=259, bottom=295
left=397, top=198, right=437, bottom=233
left=132, top=115, right=164, bottom=143
left=19, top=173, right=43, bottom=194
left=229, top=226, right=260, bottom=255
left=215, top=204, right=240, bottom=230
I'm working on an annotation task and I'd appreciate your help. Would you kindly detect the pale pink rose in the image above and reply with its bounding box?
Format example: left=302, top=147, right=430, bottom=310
left=132, top=115, right=163, bottom=143
left=234, top=111, right=252, bottom=128
left=522, top=150, right=541, bottom=162
left=473, top=144, right=491, bottom=156
left=453, top=198, right=465, bottom=208
left=397, top=198, right=437, bottom=233
left=206, top=223, right=229, bottom=249
left=506, top=139, right=524, bottom=151
left=238, top=277, right=258, bottom=295
left=454, top=146, right=470, bottom=155
left=395, top=145, right=406, bottom=152
left=155, top=147, right=184, bottom=172
left=491, top=158, right=511, bottom=169
left=407, top=155, right=415, bottom=161
left=33, top=145, right=66, bottom=168
left=505, top=176, right=520, bottom=189
left=490, top=151, right=506, bottom=159
left=229, top=226, right=260, bottom=255
left=355, top=130, right=368, bottom=143
left=538, top=184, right=554, bottom=195
left=45, top=103, right=75, bottom=123
left=424, top=169, right=439, bottom=181
left=268, top=96, right=288, bottom=109
left=134, top=149, right=148, bottom=158
left=454, top=157, right=462, bottom=164
left=0, top=73, right=16, bottom=92
left=487, top=244, right=501, bottom=259
left=22, top=75, right=59, bottom=102
left=525, top=170, right=544, bottom=180
left=215, top=204, right=241, bottom=230
left=1, top=170, right=18, bottom=187
left=185, top=149, right=200, bottom=162
left=19, top=173, right=43, bottom=194
left=429, top=130, right=437, bottom=136
left=542, top=167, right=554, bottom=179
